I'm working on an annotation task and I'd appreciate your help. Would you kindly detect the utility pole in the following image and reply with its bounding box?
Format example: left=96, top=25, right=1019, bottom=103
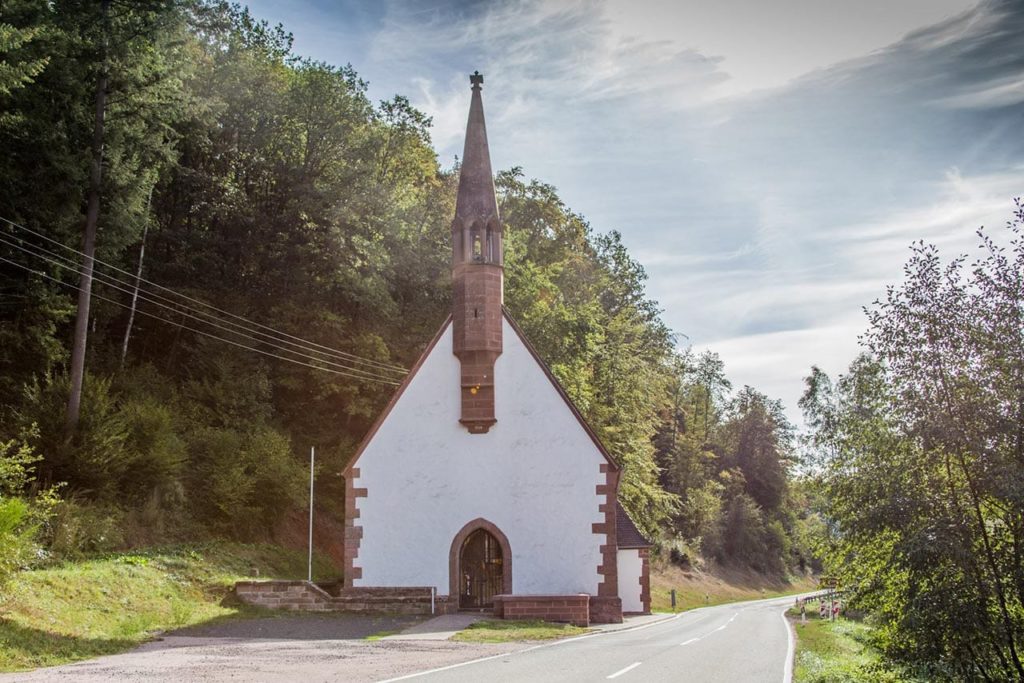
left=308, top=446, right=315, bottom=583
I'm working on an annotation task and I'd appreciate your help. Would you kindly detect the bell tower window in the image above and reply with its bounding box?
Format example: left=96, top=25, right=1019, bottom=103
left=473, top=233, right=483, bottom=261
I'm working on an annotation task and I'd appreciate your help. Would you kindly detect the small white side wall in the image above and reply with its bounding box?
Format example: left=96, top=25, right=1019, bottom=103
left=617, top=549, right=644, bottom=613
left=354, top=317, right=607, bottom=595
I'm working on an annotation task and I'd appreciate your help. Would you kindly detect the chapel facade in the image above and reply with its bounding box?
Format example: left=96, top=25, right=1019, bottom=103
left=342, top=72, right=651, bottom=625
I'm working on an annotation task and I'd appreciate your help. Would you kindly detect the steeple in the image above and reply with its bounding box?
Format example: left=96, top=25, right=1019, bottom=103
left=454, top=71, right=500, bottom=236
left=452, top=71, right=503, bottom=434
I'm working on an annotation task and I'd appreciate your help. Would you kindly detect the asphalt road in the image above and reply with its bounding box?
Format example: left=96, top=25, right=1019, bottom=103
left=383, top=595, right=797, bottom=683
left=3, top=596, right=800, bottom=682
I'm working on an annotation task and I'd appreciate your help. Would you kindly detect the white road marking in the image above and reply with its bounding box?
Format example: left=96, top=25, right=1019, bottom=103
left=781, top=605, right=795, bottom=683
left=378, top=614, right=682, bottom=682
left=607, top=662, right=642, bottom=679
left=383, top=598, right=803, bottom=682
left=679, top=609, right=741, bottom=644
left=376, top=649, right=522, bottom=682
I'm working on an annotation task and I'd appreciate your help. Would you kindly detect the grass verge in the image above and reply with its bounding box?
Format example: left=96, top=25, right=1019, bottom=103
left=452, top=619, right=589, bottom=643
left=365, top=630, right=402, bottom=641
left=0, top=543, right=339, bottom=672
left=788, top=609, right=919, bottom=682
left=650, top=563, right=817, bottom=612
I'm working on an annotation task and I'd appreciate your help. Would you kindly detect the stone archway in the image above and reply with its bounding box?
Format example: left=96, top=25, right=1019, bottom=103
left=449, top=518, right=512, bottom=607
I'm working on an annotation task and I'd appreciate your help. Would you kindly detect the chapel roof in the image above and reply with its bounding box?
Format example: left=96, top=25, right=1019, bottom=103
left=616, top=502, right=653, bottom=549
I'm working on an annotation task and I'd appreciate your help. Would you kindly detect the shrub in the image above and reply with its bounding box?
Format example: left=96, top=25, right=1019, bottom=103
left=0, top=497, right=35, bottom=585
left=0, top=430, right=42, bottom=496
left=45, top=498, right=126, bottom=558
left=118, top=396, right=186, bottom=504
left=0, top=433, right=59, bottom=581
left=17, top=372, right=129, bottom=496
left=187, top=426, right=305, bottom=537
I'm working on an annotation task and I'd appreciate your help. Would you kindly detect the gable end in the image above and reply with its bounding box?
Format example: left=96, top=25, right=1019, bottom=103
left=502, top=307, right=620, bottom=472
left=343, top=315, right=452, bottom=476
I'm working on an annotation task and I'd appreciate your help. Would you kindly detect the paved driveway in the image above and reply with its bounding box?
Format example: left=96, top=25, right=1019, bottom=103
left=1, top=614, right=519, bottom=683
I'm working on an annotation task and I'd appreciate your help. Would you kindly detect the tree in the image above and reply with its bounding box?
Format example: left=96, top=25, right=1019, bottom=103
left=694, top=350, right=731, bottom=441
left=804, top=200, right=1024, bottom=680
left=0, top=16, right=48, bottom=99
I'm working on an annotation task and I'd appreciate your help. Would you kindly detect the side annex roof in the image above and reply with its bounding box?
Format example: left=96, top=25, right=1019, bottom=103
left=616, top=502, right=653, bottom=549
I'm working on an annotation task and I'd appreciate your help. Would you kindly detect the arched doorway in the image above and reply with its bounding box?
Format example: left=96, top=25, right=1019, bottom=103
left=459, top=529, right=503, bottom=608
left=449, top=518, right=512, bottom=610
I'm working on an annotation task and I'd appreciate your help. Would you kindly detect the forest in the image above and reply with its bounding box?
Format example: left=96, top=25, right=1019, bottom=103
left=0, top=0, right=810, bottom=580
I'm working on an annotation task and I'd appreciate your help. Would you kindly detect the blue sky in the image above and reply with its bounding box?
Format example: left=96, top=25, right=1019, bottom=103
left=246, top=0, right=1024, bottom=423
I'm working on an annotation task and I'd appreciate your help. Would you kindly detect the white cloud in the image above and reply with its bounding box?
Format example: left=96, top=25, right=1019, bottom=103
left=936, top=74, right=1024, bottom=109
left=604, top=0, right=976, bottom=98
left=241, top=0, right=1024, bottom=429
left=681, top=170, right=1023, bottom=425
left=692, top=318, right=865, bottom=425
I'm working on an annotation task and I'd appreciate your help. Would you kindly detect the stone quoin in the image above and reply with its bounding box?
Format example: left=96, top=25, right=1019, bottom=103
left=340, top=72, right=652, bottom=625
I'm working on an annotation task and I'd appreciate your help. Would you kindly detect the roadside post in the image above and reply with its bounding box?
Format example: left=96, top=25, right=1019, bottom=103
left=308, top=446, right=315, bottom=583
left=670, top=589, right=676, bottom=611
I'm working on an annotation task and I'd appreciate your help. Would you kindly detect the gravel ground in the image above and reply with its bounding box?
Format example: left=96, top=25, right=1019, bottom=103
left=1, top=614, right=521, bottom=682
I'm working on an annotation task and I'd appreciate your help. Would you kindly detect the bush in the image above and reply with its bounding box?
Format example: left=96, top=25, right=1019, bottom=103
left=17, top=372, right=129, bottom=496
left=0, top=435, right=58, bottom=582
left=187, top=426, right=305, bottom=537
left=0, top=498, right=35, bottom=585
left=657, top=536, right=701, bottom=570
left=45, top=498, right=126, bottom=558
left=119, top=396, right=186, bottom=504
left=0, top=431, right=42, bottom=496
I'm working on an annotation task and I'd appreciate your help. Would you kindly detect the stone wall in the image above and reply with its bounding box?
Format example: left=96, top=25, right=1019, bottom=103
left=234, top=581, right=436, bottom=614
left=492, top=594, right=590, bottom=627
left=589, top=596, right=624, bottom=624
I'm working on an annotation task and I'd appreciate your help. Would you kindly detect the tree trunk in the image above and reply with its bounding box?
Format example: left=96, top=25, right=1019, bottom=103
left=120, top=183, right=153, bottom=366
left=65, top=0, right=110, bottom=433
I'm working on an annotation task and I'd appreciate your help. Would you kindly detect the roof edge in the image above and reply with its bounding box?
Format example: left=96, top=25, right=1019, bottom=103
left=343, top=315, right=453, bottom=476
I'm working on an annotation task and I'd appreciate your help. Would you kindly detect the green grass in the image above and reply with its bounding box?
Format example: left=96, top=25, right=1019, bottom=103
left=789, top=610, right=919, bottom=682
left=451, top=619, right=589, bottom=643
left=364, top=629, right=402, bottom=641
left=0, top=543, right=339, bottom=672
left=650, top=563, right=817, bottom=612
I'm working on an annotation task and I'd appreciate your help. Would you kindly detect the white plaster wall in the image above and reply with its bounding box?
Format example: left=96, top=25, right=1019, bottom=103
left=353, top=317, right=607, bottom=596
left=617, top=549, right=644, bottom=613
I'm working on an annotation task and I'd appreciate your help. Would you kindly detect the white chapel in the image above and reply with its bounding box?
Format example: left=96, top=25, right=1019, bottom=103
left=342, top=72, right=651, bottom=625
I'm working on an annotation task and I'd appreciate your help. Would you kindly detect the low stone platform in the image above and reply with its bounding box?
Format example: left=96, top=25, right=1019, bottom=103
left=492, top=594, right=592, bottom=627
left=234, top=581, right=438, bottom=614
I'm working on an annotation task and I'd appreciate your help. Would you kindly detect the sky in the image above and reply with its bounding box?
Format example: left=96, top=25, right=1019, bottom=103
left=245, top=0, right=1024, bottom=424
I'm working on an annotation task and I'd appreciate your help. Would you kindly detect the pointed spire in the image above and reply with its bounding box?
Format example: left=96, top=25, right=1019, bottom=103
left=455, top=71, right=499, bottom=224
left=451, top=71, right=502, bottom=434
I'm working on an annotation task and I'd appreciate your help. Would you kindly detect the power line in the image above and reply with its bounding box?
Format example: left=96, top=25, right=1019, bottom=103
left=0, top=255, right=403, bottom=386
left=0, top=222, right=407, bottom=376
left=0, top=234, right=404, bottom=384
left=0, top=216, right=409, bottom=374
left=0, top=215, right=409, bottom=374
